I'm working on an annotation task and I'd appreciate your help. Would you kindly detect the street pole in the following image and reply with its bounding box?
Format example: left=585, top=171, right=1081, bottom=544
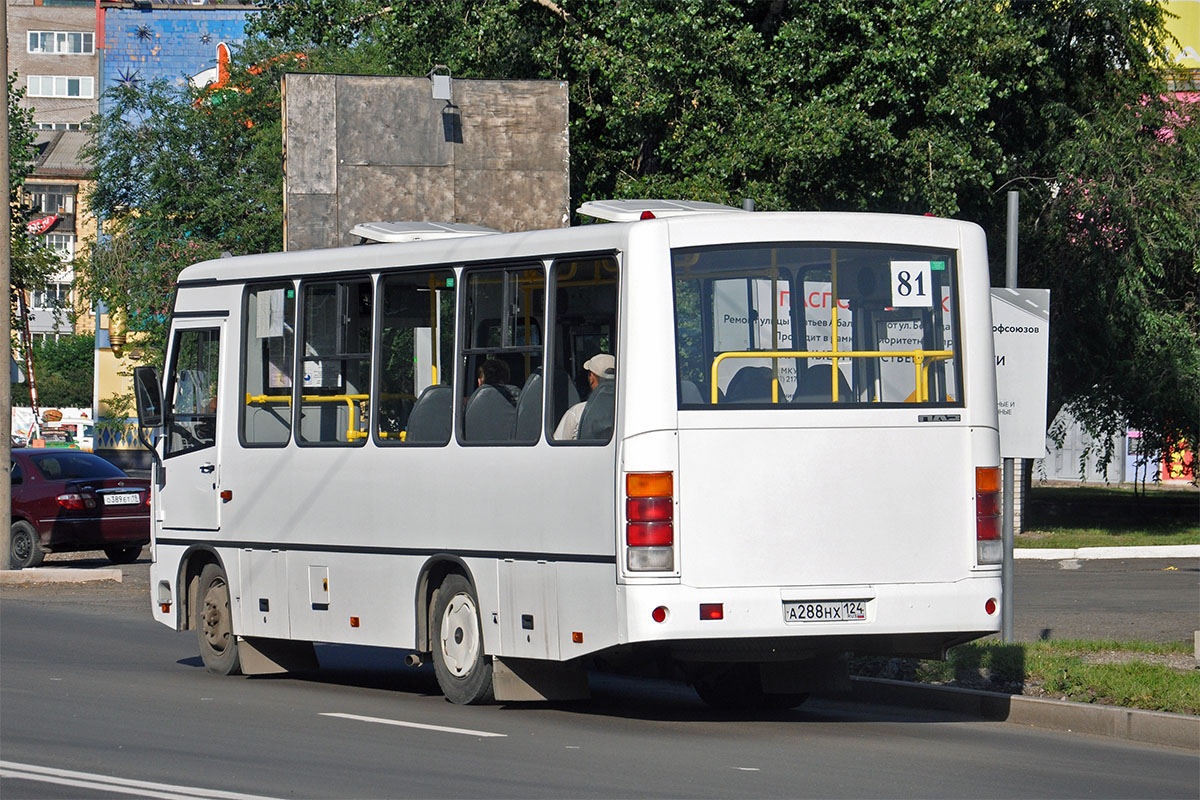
left=1, top=0, right=13, bottom=569
left=1002, top=190, right=1019, bottom=641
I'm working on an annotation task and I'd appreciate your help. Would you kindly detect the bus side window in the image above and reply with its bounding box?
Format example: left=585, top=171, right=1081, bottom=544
left=460, top=266, right=544, bottom=445
left=376, top=269, right=456, bottom=445
left=297, top=278, right=372, bottom=446
left=549, top=256, right=618, bottom=444
left=241, top=283, right=295, bottom=446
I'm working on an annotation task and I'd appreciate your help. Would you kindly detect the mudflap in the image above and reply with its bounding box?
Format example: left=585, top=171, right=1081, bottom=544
left=492, top=656, right=591, bottom=702
left=238, top=636, right=320, bottom=675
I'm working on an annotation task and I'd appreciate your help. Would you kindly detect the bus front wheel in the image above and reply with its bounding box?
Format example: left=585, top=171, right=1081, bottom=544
left=196, top=563, right=241, bottom=675
left=430, top=574, right=494, bottom=704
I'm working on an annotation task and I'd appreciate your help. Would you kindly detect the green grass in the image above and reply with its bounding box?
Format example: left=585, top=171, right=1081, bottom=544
left=852, top=639, right=1200, bottom=715
left=1018, top=484, right=1199, bottom=548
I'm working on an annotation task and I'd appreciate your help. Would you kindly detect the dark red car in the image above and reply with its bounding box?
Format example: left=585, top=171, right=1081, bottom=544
left=9, top=449, right=151, bottom=568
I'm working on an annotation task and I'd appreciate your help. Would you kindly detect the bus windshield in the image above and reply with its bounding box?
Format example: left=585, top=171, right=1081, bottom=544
left=673, top=242, right=962, bottom=408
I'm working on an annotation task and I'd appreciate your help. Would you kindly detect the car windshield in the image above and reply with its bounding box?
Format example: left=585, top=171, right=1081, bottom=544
left=30, top=453, right=127, bottom=481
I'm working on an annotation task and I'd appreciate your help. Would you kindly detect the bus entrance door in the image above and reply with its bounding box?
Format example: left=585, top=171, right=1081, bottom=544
left=160, top=321, right=225, bottom=533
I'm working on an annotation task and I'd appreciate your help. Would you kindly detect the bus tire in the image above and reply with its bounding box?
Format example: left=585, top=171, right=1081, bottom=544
left=431, top=574, right=494, bottom=704
left=693, top=664, right=807, bottom=711
left=196, top=563, right=241, bottom=675
left=9, top=521, right=45, bottom=569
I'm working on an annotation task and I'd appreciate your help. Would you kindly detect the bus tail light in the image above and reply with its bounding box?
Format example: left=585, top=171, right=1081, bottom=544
left=975, top=466, right=1001, bottom=564
left=626, top=472, right=674, bottom=571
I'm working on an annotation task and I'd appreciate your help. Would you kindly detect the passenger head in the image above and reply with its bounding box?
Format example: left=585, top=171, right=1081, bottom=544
left=583, top=353, right=615, bottom=390
left=477, top=358, right=511, bottom=387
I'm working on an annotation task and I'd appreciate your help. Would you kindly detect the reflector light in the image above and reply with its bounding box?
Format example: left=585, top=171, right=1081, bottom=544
left=627, top=472, right=672, bottom=498
left=349, top=617, right=360, bottom=628
left=160, top=603, right=171, bottom=613
left=985, top=598, right=998, bottom=615
left=699, top=603, right=723, bottom=620
left=651, top=606, right=668, bottom=623
left=627, top=522, right=673, bottom=547
left=572, top=631, right=584, bottom=643
left=639, top=210, right=656, bottom=220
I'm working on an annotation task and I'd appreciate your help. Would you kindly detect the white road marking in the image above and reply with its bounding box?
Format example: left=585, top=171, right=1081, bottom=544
left=0, top=761, right=282, bottom=800
left=321, top=711, right=507, bottom=738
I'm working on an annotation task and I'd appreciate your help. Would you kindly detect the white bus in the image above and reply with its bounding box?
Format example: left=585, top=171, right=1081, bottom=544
left=133, top=201, right=1002, bottom=708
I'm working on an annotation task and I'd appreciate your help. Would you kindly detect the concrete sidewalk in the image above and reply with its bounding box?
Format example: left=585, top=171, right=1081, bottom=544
left=0, top=566, right=123, bottom=584
left=1015, top=544, right=1200, bottom=560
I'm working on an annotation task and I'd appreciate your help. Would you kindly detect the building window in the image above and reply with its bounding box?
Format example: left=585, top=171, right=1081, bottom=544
left=31, top=282, right=72, bottom=310
left=34, top=121, right=92, bottom=131
left=28, top=31, right=95, bottom=55
left=27, top=185, right=76, bottom=216
left=42, top=234, right=76, bottom=261
left=27, top=76, right=95, bottom=99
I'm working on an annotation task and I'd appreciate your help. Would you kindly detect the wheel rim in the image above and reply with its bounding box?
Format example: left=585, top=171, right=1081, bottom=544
left=439, top=593, right=480, bottom=677
left=12, top=531, right=31, bottom=562
left=201, top=578, right=232, bottom=654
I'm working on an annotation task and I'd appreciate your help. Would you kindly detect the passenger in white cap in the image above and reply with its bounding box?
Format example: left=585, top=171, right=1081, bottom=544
left=552, top=353, right=615, bottom=440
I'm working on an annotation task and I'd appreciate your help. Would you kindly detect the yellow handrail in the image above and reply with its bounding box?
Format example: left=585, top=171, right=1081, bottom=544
left=246, top=393, right=370, bottom=441
left=709, top=349, right=954, bottom=404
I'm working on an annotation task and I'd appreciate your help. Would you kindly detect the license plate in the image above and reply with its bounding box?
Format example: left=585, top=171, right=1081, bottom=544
left=103, top=493, right=140, bottom=506
left=782, top=600, right=867, bottom=623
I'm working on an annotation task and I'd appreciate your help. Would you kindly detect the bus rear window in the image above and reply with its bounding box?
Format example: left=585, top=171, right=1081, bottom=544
left=673, top=243, right=961, bottom=408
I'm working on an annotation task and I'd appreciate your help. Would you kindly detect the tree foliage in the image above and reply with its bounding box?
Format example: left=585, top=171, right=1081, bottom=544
left=8, top=73, right=63, bottom=319
left=11, top=334, right=95, bottom=408
left=83, top=0, right=1197, bottom=463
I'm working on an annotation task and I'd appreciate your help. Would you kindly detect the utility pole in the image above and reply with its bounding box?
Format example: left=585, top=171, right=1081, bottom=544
left=1001, top=190, right=1019, bottom=641
left=2, top=0, right=13, bottom=569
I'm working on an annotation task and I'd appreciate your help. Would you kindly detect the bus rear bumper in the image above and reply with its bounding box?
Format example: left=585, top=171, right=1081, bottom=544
left=619, top=576, right=1001, bottom=659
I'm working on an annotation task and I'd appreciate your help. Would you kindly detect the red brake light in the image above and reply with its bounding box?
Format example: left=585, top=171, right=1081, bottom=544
left=626, top=497, right=672, bottom=522
left=699, top=603, right=724, bottom=620
left=639, top=210, right=656, bottom=220
left=57, top=493, right=88, bottom=511
left=627, top=522, right=673, bottom=547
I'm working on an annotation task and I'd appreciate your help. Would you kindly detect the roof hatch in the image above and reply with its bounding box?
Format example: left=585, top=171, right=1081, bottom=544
left=576, top=199, right=748, bottom=222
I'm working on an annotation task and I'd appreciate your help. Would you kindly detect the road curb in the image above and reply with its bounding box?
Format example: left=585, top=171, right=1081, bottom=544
left=0, top=567, right=124, bottom=585
left=844, top=677, right=1199, bottom=751
left=1015, top=545, right=1200, bottom=560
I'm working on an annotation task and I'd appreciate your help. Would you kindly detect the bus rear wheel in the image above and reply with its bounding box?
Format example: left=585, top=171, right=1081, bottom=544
left=693, top=664, right=809, bottom=711
left=430, top=574, right=494, bottom=704
left=196, top=563, right=241, bottom=675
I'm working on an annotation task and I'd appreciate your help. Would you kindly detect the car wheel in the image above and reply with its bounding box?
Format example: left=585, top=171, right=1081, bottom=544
left=195, top=563, right=241, bottom=675
left=10, top=521, right=45, bottom=569
left=430, top=574, right=494, bottom=704
left=103, top=545, right=143, bottom=565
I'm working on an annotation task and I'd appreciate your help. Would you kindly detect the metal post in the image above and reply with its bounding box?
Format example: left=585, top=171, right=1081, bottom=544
left=1001, top=190, right=1019, bottom=641
left=2, top=1, right=13, bottom=569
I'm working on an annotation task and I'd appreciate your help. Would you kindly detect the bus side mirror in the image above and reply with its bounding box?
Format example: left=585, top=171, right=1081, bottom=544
left=133, top=366, right=164, bottom=429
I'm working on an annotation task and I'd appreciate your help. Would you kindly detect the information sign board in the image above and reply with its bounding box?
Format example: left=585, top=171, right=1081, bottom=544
left=991, top=288, right=1050, bottom=458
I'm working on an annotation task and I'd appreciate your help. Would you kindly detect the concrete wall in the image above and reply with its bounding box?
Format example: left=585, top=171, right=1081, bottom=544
left=283, top=74, right=570, bottom=249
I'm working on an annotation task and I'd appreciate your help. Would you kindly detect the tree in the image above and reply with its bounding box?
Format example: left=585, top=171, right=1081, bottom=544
left=78, top=54, right=288, bottom=363
left=11, top=334, right=94, bottom=408
left=8, top=72, right=62, bottom=322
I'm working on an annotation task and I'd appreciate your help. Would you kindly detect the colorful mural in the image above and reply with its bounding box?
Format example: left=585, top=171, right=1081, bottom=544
left=100, top=7, right=254, bottom=111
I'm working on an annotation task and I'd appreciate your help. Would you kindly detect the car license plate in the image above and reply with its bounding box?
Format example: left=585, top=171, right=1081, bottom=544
left=103, top=493, right=140, bottom=506
left=782, top=600, right=867, bottom=623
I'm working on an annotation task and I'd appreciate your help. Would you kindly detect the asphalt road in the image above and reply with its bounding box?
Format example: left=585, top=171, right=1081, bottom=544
left=1, top=554, right=1197, bottom=799
left=1012, top=557, right=1199, bottom=642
